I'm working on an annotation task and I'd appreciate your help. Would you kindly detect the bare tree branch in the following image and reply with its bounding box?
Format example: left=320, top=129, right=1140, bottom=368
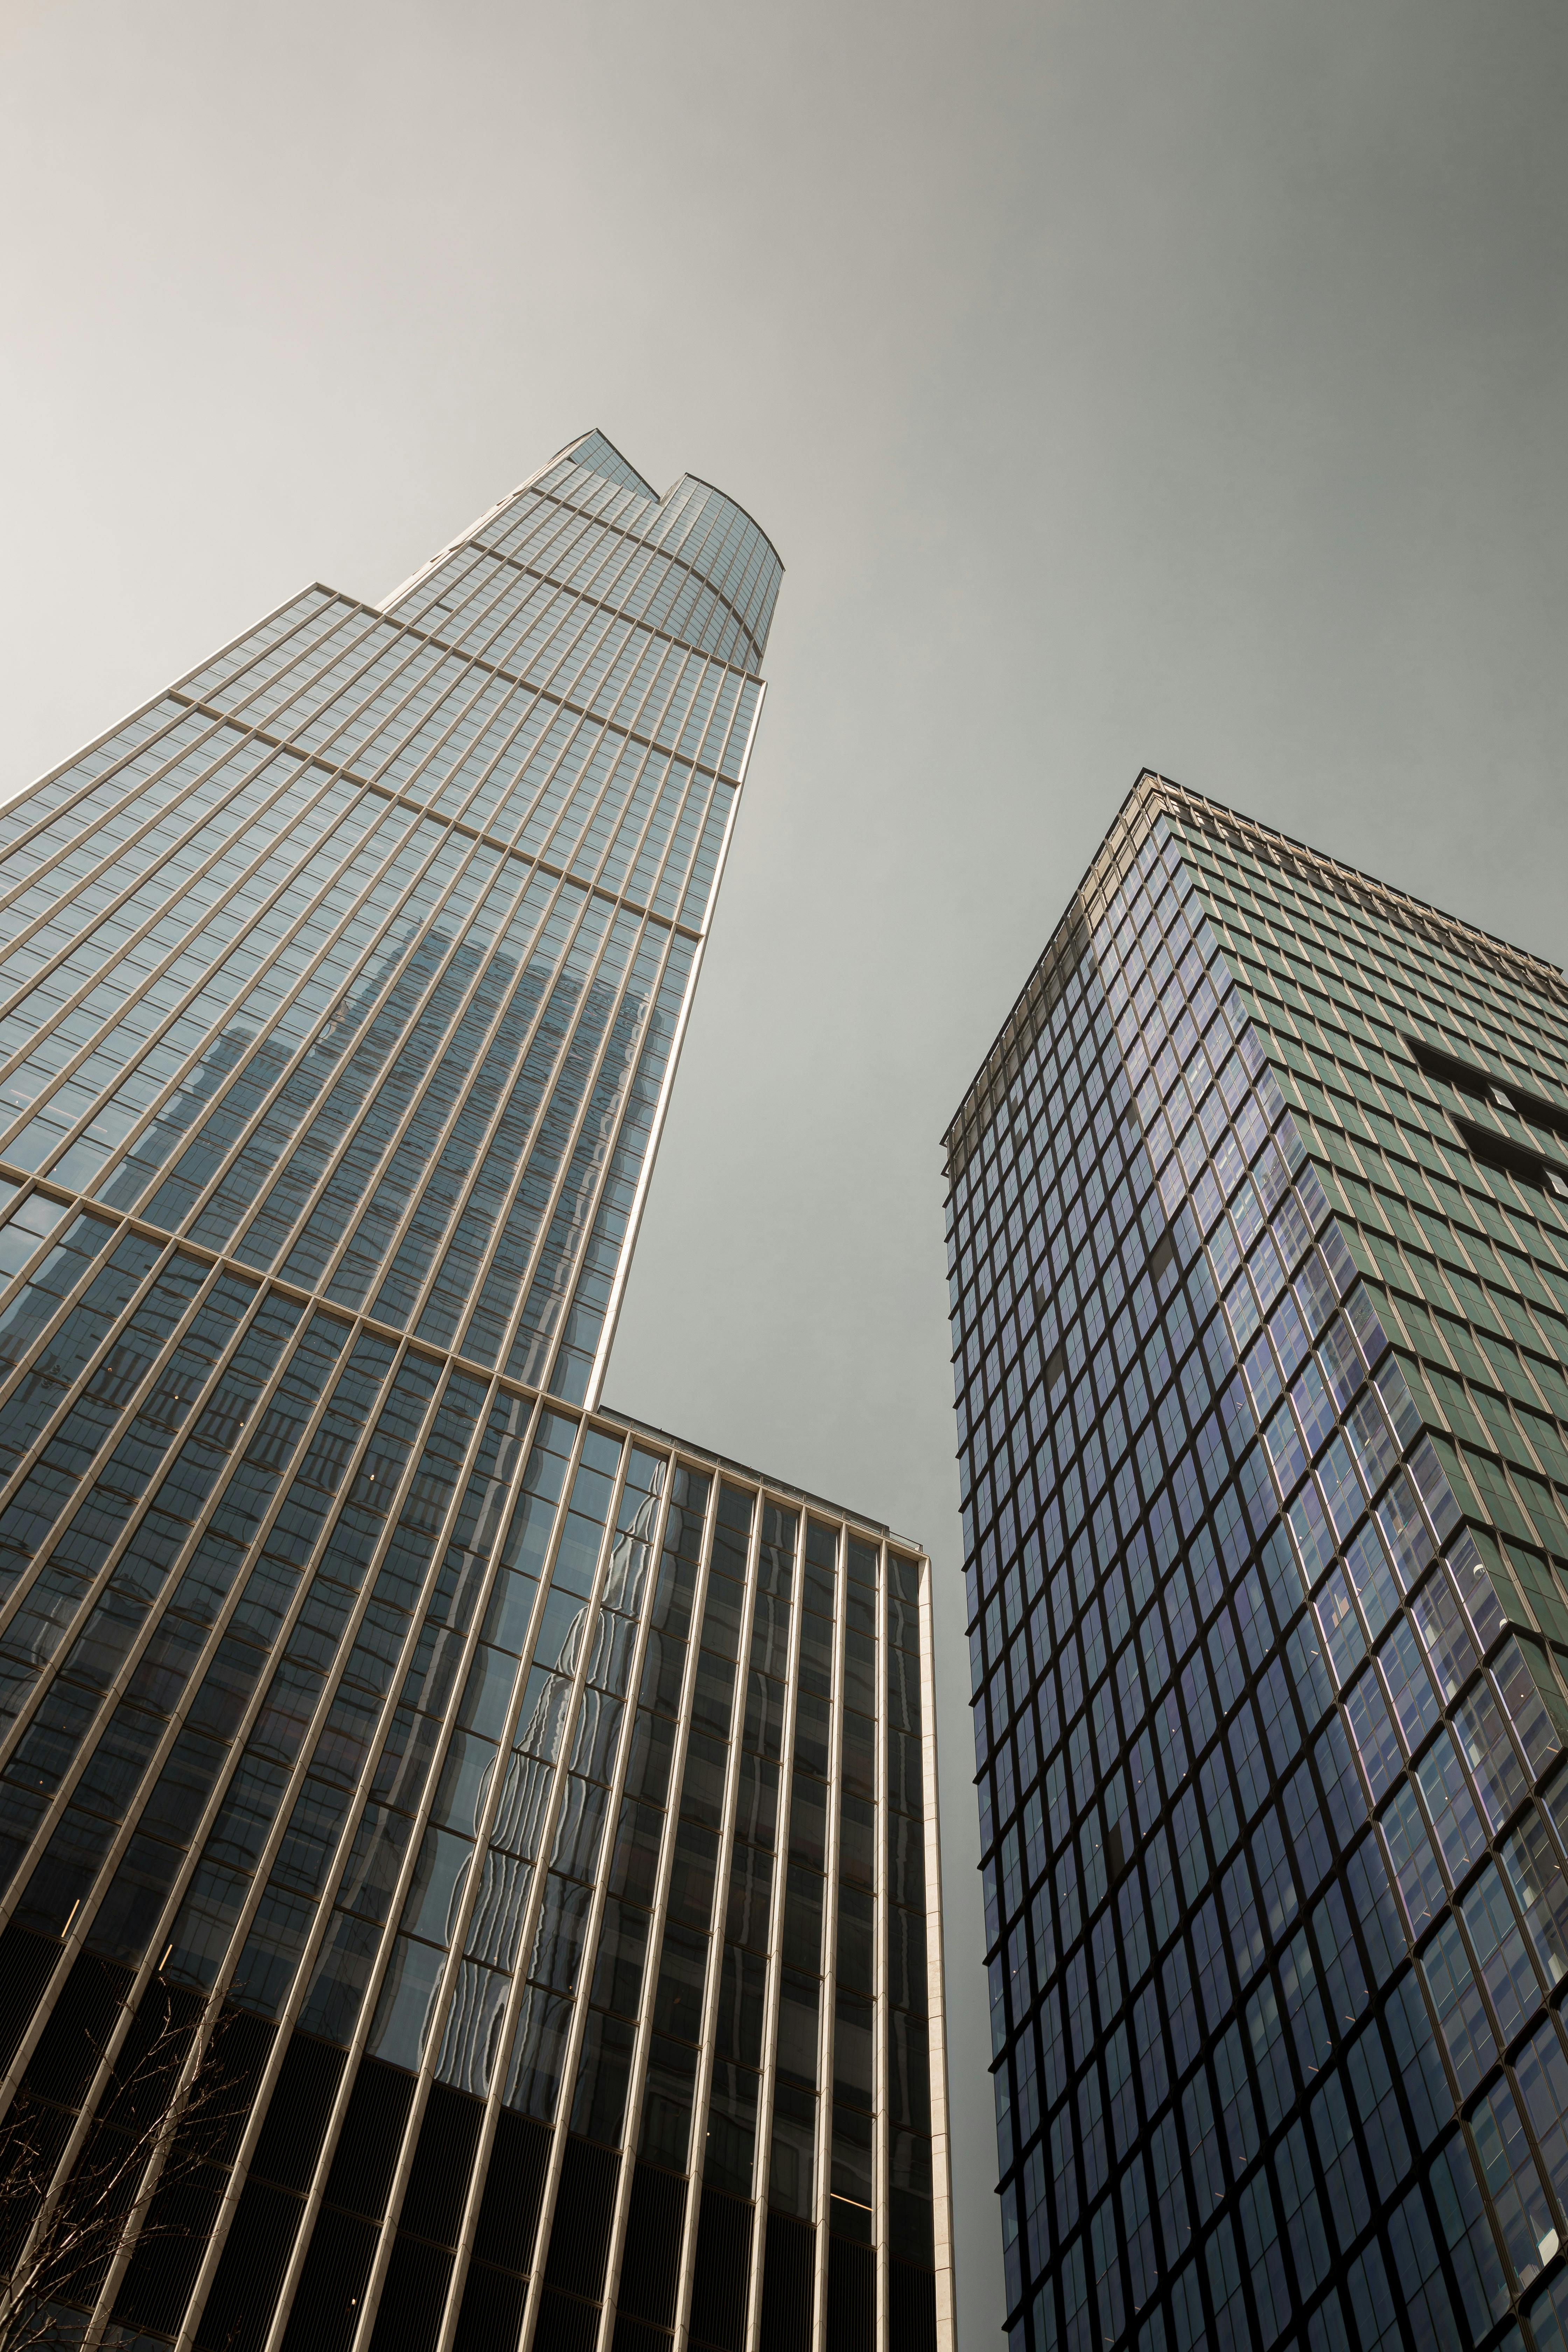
left=0, top=1994, right=244, bottom=2352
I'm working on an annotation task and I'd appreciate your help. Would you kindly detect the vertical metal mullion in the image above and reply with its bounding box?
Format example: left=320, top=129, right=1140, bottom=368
left=667, top=1477, right=764, bottom=2352
left=569, top=1460, right=721, bottom=2352
left=441, top=1436, right=679, bottom=2352
left=918, top=1549, right=958, bottom=2352
left=874, top=1539, right=890, bottom=2352
left=741, top=1505, right=809, bottom=2352
left=812, top=1517, right=850, bottom=2348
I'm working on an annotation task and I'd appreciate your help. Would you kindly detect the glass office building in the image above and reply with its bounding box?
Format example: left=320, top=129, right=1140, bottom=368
left=947, top=771, right=1568, bottom=2352
left=0, top=432, right=953, bottom=2352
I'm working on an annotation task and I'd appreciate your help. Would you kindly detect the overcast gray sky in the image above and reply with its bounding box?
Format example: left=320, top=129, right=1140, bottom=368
left=5, top=1, right=1568, bottom=2336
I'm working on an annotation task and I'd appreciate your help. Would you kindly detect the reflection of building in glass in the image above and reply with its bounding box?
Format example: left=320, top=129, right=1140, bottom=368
left=0, top=434, right=952, bottom=2352
left=950, top=769, right=1568, bottom=2352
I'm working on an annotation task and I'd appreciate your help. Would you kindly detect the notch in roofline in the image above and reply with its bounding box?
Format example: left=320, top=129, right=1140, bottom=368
left=1405, top=1033, right=1568, bottom=1198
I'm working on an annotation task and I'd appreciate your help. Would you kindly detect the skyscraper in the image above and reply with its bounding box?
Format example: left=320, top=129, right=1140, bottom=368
left=0, top=433, right=953, bottom=2352
left=947, top=770, right=1568, bottom=2352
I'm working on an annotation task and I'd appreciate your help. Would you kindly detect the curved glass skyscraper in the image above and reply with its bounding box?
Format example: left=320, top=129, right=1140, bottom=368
left=0, top=433, right=954, bottom=2352
left=948, top=770, right=1568, bottom=2352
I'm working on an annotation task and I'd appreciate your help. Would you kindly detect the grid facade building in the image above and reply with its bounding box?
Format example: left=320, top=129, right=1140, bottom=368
left=0, top=433, right=954, bottom=2352
left=946, top=770, right=1568, bottom=2352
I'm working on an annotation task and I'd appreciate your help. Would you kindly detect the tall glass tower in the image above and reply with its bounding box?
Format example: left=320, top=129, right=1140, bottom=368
left=0, top=433, right=954, bottom=2352
left=947, top=771, right=1568, bottom=2352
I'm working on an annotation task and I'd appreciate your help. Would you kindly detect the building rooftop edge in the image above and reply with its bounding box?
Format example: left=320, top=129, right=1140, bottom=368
left=597, top=1399, right=923, bottom=1552
left=939, top=766, right=1568, bottom=1189
left=558, top=428, right=786, bottom=578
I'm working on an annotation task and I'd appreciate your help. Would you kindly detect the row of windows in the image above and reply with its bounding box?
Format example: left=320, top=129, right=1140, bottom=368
left=483, top=451, right=780, bottom=662
left=1168, top=809, right=1568, bottom=1098
left=176, top=605, right=737, bottom=928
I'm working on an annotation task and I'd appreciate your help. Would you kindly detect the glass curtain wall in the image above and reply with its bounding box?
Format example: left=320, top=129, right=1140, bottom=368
left=0, top=429, right=953, bottom=2352
left=947, top=771, right=1568, bottom=2352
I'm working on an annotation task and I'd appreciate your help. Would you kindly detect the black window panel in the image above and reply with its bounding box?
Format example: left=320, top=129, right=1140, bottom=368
left=665, top=1820, right=718, bottom=1932
left=725, top=1843, right=774, bottom=1953
left=320, top=2053, right=415, bottom=2221
left=782, top=1866, right=823, bottom=1974
left=112, top=2156, right=227, bottom=2335
left=797, top=1614, right=833, bottom=1695
left=470, top=2106, right=551, bottom=2275
left=699, top=1570, right=745, bottom=1661
left=451, top=2256, right=527, bottom=2352
left=250, top=2027, right=345, bottom=2193
left=890, top=2127, right=935, bottom=2263
left=592, top=1898, right=651, bottom=2017
left=760, top=2210, right=816, bottom=2352
left=838, top=1794, right=874, bottom=1890
left=742, top=1671, right=786, bottom=1762
left=836, top=1885, right=875, bottom=1997
left=278, top=2208, right=378, bottom=2352
left=733, top=1750, right=778, bottom=1848
left=749, top=1590, right=790, bottom=1678
left=840, top=1713, right=874, bottom=1800
left=21, top=1947, right=133, bottom=2108
left=792, top=1692, right=830, bottom=1778
left=0, top=1926, right=63, bottom=2076
left=365, top=2233, right=453, bottom=2352
left=541, top=2132, right=619, bottom=2302
left=679, top=1731, right=729, bottom=1830
left=399, top=2078, right=484, bottom=2248
left=652, top=1923, right=710, bottom=2044
left=714, top=1942, right=767, bottom=2070
left=775, top=1968, right=820, bottom=2090
left=689, top=2182, right=752, bottom=2352
left=889, top=2257, right=939, bottom=2352
left=690, top=1649, right=736, bottom=1737
left=788, top=1772, right=827, bottom=1870
left=533, top=2287, right=600, bottom=2350
left=194, top=2176, right=303, bottom=2352
left=202, top=2008, right=275, bottom=2166
left=622, top=1709, right=677, bottom=1807
left=616, top=2157, right=688, bottom=2326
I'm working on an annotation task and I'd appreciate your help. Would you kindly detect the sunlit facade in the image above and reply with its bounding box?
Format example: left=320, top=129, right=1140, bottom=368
left=948, top=771, right=1568, bottom=2352
left=0, top=432, right=953, bottom=2352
